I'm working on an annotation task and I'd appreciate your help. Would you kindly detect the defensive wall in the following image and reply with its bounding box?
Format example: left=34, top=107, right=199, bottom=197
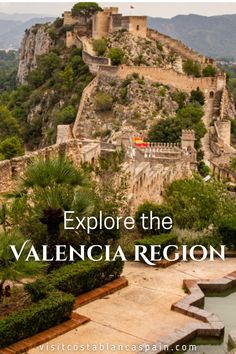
left=98, top=65, right=219, bottom=94
left=0, top=139, right=81, bottom=194
left=147, top=28, right=216, bottom=67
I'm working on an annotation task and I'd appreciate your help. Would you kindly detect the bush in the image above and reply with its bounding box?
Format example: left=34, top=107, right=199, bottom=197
left=108, top=48, right=124, bottom=66
left=135, top=202, right=173, bottom=235
left=183, top=59, right=201, bottom=77
left=202, top=65, right=217, bottom=77
left=218, top=217, right=236, bottom=249
left=198, top=160, right=210, bottom=177
left=134, top=233, right=178, bottom=259
left=56, top=105, right=77, bottom=124
left=95, top=91, right=113, bottom=111
left=0, top=292, right=75, bottom=348
left=93, top=38, right=107, bottom=56
left=190, top=87, right=205, bottom=106
left=26, top=258, right=124, bottom=299
left=0, top=136, right=24, bottom=159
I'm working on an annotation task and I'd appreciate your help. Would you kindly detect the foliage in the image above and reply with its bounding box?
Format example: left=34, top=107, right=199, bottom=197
left=56, top=105, right=77, bottom=124
left=190, top=87, right=205, bottom=106
left=218, top=217, right=236, bottom=249
left=0, top=50, right=18, bottom=92
left=135, top=202, right=173, bottom=235
left=171, top=90, right=187, bottom=109
left=230, top=156, right=236, bottom=170
left=94, top=91, right=113, bottom=111
left=183, top=59, right=201, bottom=77
left=0, top=136, right=24, bottom=160
left=148, top=104, right=206, bottom=150
left=0, top=231, right=44, bottom=301
left=0, top=292, right=75, bottom=348
left=26, top=258, right=124, bottom=299
left=92, top=38, right=107, bottom=56
left=108, top=47, right=125, bottom=66
left=202, top=64, right=217, bottom=77
left=198, top=160, right=210, bottom=177
left=165, top=178, right=236, bottom=230
left=71, top=2, right=102, bottom=19
left=134, top=234, right=178, bottom=259
left=27, top=52, right=62, bottom=88
left=0, top=105, right=20, bottom=141
left=17, top=157, right=93, bottom=272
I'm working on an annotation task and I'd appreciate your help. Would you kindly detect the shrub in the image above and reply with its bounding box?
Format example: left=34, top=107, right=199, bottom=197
left=183, top=59, right=201, bottom=77
left=190, top=87, right=205, bottom=106
left=0, top=136, right=24, bottom=159
left=25, top=278, right=54, bottom=302
left=108, top=47, right=124, bottom=66
left=171, top=90, right=187, bottom=109
left=92, top=38, right=107, bottom=56
left=202, top=65, right=217, bottom=77
left=26, top=258, right=124, bottom=299
left=135, top=202, right=173, bottom=235
left=156, top=41, right=163, bottom=51
left=230, top=156, right=236, bottom=171
left=198, top=160, right=210, bottom=177
left=0, top=292, right=75, bottom=348
left=218, top=217, right=236, bottom=249
left=134, top=233, right=178, bottom=259
left=56, top=105, right=77, bottom=124
left=95, top=91, right=113, bottom=111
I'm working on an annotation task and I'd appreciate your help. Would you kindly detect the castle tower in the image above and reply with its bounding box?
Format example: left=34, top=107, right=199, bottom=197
left=181, top=129, right=195, bottom=149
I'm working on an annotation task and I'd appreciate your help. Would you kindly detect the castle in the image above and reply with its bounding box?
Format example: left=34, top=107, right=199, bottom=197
left=8, top=5, right=236, bottom=209
left=64, top=7, right=147, bottom=39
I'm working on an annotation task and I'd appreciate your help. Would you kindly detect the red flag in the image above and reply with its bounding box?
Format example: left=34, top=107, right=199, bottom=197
left=130, top=5, right=134, bottom=9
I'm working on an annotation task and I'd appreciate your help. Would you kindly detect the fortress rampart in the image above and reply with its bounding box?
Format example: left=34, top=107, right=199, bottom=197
left=99, top=65, right=218, bottom=93
left=0, top=139, right=81, bottom=194
left=147, top=28, right=215, bottom=67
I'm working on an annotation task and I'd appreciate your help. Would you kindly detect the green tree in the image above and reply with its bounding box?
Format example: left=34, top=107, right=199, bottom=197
left=108, top=48, right=124, bottom=66
left=135, top=202, right=173, bottom=235
left=0, top=136, right=24, bottom=160
left=56, top=105, right=77, bottom=125
left=190, top=87, right=205, bottom=106
left=71, top=2, right=102, bottom=22
left=218, top=217, right=236, bottom=249
left=57, top=65, right=75, bottom=92
left=0, top=105, right=20, bottom=141
left=202, top=64, right=217, bottom=77
left=148, top=104, right=206, bottom=150
left=165, top=178, right=235, bottom=230
left=92, top=38, right=107, bottom=56
left=183, top=59, right=201, bottom=77
left=20, top=157, right=93, bottom=272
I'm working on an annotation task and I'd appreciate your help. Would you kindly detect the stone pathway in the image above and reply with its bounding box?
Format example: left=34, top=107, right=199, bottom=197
left=29, top=259, right=236, bottom=354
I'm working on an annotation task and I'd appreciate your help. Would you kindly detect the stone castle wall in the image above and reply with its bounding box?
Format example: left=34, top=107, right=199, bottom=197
left=147, top=28, right=215, bottom=67
left=73, top=75, right=99, bottom=138
left=99, top=65, right=218, bottom=94
left=0, top=139, right=81, bottom=194
left=126, top=158, right=192, bottom=210
left=121, top=16, right=147, bottom=38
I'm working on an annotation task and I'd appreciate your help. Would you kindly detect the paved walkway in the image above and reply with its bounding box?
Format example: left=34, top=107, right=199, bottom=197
left=30, top=259, right=236, bottom=354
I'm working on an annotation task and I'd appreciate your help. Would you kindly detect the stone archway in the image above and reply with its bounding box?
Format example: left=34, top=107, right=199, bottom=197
left=209, top=91, right=214, bottom=99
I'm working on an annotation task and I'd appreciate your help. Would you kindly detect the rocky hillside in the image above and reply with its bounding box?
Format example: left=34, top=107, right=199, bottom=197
left=80, top=73, right=189, bottom=139
left=17, top=23, right=54, bottom=84
left=105, top=31, right=181, bottom=71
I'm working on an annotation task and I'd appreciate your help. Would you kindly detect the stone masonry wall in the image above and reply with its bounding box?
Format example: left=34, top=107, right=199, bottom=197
left=99, top=65, right=217, bottom=93
left=147, top=28, right=215, bottom=67
left=0, top=139, right=81, bottom=194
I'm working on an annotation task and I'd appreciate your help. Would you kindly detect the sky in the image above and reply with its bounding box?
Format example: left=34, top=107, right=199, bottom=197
left=1, top=2, right=236, bottom=18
